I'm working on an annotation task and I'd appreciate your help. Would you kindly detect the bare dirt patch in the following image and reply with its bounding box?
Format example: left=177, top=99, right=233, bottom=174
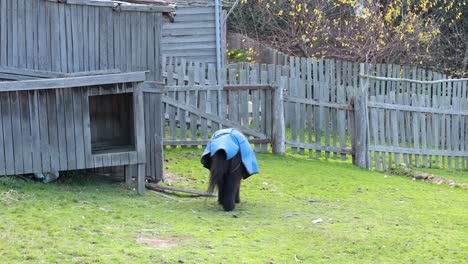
left=136, top=236, right=191, bottom=249
left=163, top=172, right=193, bottom=186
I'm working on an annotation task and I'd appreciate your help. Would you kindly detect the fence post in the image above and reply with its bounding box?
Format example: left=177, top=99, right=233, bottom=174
left=354, top=64, right=371, bottom=169
left=272, top=77, right=286, bottom=155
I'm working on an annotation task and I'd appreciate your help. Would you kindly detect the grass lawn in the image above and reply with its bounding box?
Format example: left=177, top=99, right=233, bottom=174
left=0, top=147, right=466, bottom=263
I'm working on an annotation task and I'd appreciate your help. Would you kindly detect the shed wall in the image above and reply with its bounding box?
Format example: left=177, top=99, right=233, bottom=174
left=162, top=3, right=217, bottom=64
left=0, top=83, right=145, bottom=176
left=0, top=0, right=163, bottom=80
left=0, top=0, right=164, bottom=180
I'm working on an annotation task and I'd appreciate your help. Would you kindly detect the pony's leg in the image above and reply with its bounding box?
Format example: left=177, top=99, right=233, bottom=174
left=221, top=174, right=240, bottom=211
left=217, top=185, right=224, bottom=205
left=235, top=184, right=240, bottom=203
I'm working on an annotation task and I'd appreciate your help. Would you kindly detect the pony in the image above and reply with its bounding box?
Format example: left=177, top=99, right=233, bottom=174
left=201, top=128, right=259, bottom=211
left=208, top=150, right=248, bottom=211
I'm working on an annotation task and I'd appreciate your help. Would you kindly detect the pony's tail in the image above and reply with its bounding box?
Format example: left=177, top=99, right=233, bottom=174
left=208, top=150, right=229, bottom=194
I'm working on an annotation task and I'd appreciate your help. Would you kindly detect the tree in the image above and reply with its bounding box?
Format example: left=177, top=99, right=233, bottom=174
left=228, top=0, right=467, bottom=75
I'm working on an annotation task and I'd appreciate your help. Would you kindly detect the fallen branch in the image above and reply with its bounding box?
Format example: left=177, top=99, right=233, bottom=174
left=145, top=183, right=217, bottom=197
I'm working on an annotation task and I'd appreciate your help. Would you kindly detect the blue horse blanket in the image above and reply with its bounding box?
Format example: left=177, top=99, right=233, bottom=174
left=201, top=128, right=259, bottom=177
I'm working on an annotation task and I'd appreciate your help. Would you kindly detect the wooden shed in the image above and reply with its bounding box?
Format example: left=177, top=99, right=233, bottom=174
left=0, top=0, right=175, bottom=194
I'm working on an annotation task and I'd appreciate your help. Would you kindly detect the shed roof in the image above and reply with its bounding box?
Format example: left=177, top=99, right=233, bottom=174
left=46, top=0, right=176, bottom=12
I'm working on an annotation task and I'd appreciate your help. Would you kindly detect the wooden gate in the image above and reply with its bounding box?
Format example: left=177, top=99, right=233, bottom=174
left=162, top=62, right=275, bottom=151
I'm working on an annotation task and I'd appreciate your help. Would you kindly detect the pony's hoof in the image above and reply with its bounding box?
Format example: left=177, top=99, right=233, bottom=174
left=223, top=203, right=235, bottom=211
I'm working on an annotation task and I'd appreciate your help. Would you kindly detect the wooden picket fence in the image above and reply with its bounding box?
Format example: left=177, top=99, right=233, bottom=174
left=162, top=56, right=468, bottom=171
left=365, top=73, right=468, bottom=170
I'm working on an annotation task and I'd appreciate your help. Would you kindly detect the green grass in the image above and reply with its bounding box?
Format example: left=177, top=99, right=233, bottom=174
left=0, top=148, right=466, bottom=263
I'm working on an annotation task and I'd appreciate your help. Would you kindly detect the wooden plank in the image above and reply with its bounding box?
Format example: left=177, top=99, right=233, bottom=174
left=384, top=89, right=392, bottom=168
left=149, top=88, right=158, bottom=178
left=176, top=63, right=187, bottom=144
left=153, top=93, right=164, bottom=180
left=0, top=72, right=147, bottom=92
left=1, top=97, right=15, bottom=176
left=73, top=87, right=86, bottom=169
left=38, top=90, right=51, bottom=172
left=0, top=93, right=4, bottom=175
left=45, top=90, right=59, bottom=172
left=188, top=64, right=198, bottom=146
left=198, top=81, right=208, bottom=142
left=272, top=77, right=286, bottom=154
left=418, top=95, right=427, bottom=167
left=58, top=2, right=68, bottom=72
left=377, top=95, right=386, bottom=170
left=462, top=98, right=468, bottom=169
left=67, top=3, right=83, bottom=72
left=93, top=154, right=103, bottom=169
left=337, top=85, right=347, bottom=161
left=412, top=96, right=420, bottom=167
left=0, top=66, right=64, bottom=79
left=367, top=101, right=468, bottom=116
left=390, top=91, right=400, bottom=166
left=251, top=66, right=261, bottom=152
left=144, top=90, right=152, bottom=177
left=284, top=96, right=349, bottom=110
left=368, top=146, right=468, bottom=157
left=123, top=12, right=131, bottom=71
left=208, top=64, right=220, bottom=132
left=106, top=6, right=114, bottom=70
left=17, top=0, right=26, bottom=68
left=365, top=74, right=468, bottom=84
left=14, top=92, right=33, bottom=173
left=452, top=97, right=460, bottom=169
left=239, top=66, right=249, bottom=128
left=49, top=1, right=61, bottom=72
left=45, top=0, right=114, bottom=8
left=397, top=93, right=409, bottom=165
left=312, top=59, right=321, bottom=158
left=262, top=66, right=271, bottom=153
left=432, top=94, right=440, bottom=167
left=305, top=59, right=313, bottom=158
left=99, top=7, right=109, bottom=69
left=327, top=60, right=337, bottom=159
left=63, top=88, right=76, bottom=170
left=319, top=60, right=331, bottom=159
left=134, top=83, right=146, bottom=164
left=289, top=58, right=298, bottom=154
left=11, top=0, right=18, bottom=67
left=228, top=65, right=239, bottom=124
left=0, top=0, right=7, bottom=65
left=55, top=89, right=68, bottom=171
left=369, top=96, right=380, bottom=171
left=29, top=91, right=41, bottom=173
left=88, top=5, right=98, bottom=71
left=146, top=13, right=155, bottom=80
left=10, top=92, right=24, bottom=174
left=38, top=1, right=51, bottom=71
left=116, top=12, right=125, bottom=72
left=165, top=65, right=177, bottom=145
left=285, top=141, right=353, bottom=155
left=137, top=163, right=145, bottom=195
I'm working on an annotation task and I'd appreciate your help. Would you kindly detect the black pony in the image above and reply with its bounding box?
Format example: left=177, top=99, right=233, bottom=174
left=207, top=150, right=249, bottom=211
left=201, top=128, right=259, bottom=211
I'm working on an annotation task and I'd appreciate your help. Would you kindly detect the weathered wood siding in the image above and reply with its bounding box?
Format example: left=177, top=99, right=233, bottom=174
left=162, top=1, right=217, bottom=64
left=0, top=0, right=165, bottom=180
left=0, top=0, right=163, bottom=79
left=0, top=74, right=146, bottom=176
